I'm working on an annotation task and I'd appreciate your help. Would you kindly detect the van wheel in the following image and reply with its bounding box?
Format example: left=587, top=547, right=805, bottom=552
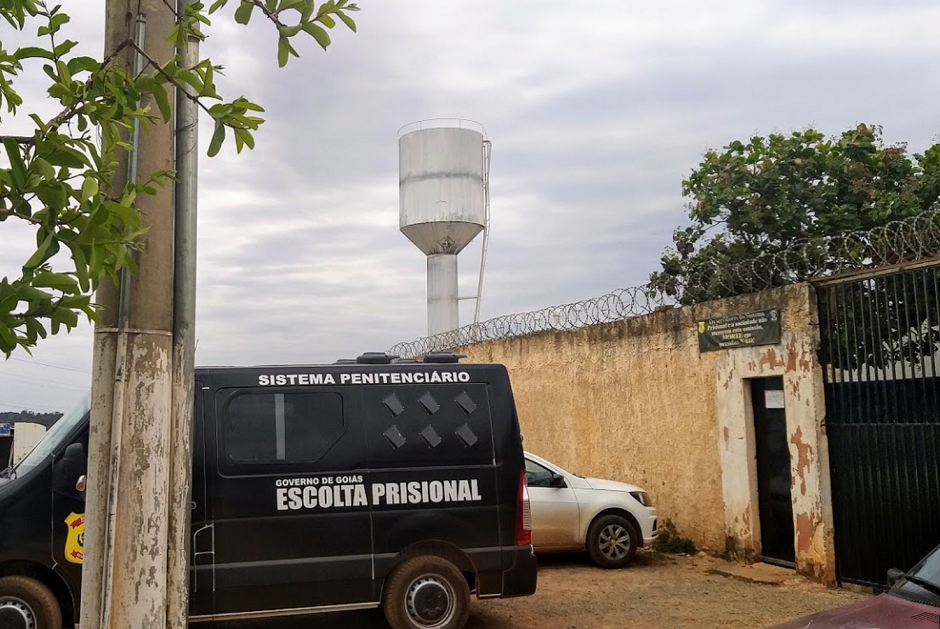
left=382, top=556, right=470, bottom=629
left=0, top=575, right=62, bottom=629
left=587, top=514, right=638, bottom=569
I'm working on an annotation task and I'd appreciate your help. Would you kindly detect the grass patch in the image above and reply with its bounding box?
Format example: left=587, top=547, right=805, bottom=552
left=652, top=518, right=697, bottom=555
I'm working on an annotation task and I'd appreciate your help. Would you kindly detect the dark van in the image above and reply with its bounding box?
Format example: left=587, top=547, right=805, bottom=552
left=0, top=352, right=537, bottom=629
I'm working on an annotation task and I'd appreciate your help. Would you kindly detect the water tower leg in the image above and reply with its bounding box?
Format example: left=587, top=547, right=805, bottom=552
left=428, top=253, right=459, bottom=338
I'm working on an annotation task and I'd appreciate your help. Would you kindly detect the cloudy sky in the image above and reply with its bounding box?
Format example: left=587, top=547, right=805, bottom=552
left=2, top=0, right=940, bottom=414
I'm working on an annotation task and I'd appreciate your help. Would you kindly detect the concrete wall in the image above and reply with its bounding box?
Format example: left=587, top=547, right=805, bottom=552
left=459, top=283, right=836, bottom=583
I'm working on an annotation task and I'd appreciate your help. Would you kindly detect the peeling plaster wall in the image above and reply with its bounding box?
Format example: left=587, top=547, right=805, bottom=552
left=459, top=283, right=835, bottom=583
left=714, top=285, right=835, bottom=583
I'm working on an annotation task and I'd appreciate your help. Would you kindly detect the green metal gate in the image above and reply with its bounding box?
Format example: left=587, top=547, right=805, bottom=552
left=817, top=264, right=940, bottom=586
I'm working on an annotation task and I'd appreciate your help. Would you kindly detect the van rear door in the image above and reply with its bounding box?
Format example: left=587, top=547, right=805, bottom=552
left=204, top=383, right=374, bottom=617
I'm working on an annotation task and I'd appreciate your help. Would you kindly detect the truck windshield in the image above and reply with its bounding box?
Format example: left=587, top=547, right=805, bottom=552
left=13, top=392, right=90, bottom=476
left=894, top=543, right=940, bottom=606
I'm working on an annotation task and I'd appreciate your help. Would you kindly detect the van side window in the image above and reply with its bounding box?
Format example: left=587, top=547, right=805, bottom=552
left=222, top=391, right=344, bottom=464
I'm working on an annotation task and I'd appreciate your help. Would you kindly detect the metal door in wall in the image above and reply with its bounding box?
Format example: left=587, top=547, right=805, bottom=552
left=752, top=377, right=795, bottom=566
left=818, top=264, right=940, bottom=587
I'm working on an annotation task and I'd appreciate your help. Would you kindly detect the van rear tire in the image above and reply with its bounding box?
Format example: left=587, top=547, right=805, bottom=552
left=382, top=556, right=470, bottom=629
left=0, top=575, right=63, bottom=629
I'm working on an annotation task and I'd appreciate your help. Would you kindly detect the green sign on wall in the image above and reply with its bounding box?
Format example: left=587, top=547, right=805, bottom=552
left=697, top=308, right=781, bottom=352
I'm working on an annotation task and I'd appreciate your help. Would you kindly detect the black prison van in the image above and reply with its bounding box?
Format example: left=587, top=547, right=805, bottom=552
left=0, top=353, right=538, bottom=629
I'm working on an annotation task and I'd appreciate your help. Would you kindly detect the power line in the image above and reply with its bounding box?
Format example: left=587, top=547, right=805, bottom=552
left=8, top=357, right=89, bottom=373
left=0, top=400, right=63, bottom=413
left=0, top=373, right=88, bottom=392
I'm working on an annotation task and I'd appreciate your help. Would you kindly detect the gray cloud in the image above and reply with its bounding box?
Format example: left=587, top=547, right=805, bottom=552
left=3, top=0, right=940, bottom=412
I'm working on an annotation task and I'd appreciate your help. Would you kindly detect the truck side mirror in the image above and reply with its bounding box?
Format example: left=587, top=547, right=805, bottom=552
left=53, top=442, right=87, bottom=499
left=887, top=568, right=905, bottom=587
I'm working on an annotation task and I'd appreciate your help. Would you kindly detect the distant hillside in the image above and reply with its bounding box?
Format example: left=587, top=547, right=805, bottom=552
left=0, top=410, right=63, bottom=426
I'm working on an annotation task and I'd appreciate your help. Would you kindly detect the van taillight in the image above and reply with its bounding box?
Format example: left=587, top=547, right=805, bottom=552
left=516, top=470, right=532, bottom=546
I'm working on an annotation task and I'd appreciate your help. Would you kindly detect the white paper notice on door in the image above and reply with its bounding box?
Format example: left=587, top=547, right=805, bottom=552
left=764, top=390, right=785, bottom=409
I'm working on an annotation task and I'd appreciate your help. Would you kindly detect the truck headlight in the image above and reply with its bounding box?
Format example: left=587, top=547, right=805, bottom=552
left=630, top=491, right=652, bottom=507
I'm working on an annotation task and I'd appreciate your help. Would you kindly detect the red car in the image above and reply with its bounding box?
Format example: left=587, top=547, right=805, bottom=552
left=768, top=543, right=940, bottom=628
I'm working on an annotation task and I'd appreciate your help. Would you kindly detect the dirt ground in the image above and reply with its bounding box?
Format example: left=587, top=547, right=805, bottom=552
left=228, top=551, right=867, bottom=629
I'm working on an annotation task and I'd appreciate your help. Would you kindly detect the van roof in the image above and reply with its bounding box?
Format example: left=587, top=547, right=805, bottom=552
left=195, top=351, right=470, bottom=370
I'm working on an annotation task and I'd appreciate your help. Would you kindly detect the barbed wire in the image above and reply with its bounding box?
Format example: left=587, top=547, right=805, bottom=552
left=388, top=208, right=940, bottom=357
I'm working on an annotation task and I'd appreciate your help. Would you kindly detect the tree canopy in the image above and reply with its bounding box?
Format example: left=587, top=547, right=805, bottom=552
left=649, top=124, right=940, bottom=303
left=0, top=0, right=359, bottom=356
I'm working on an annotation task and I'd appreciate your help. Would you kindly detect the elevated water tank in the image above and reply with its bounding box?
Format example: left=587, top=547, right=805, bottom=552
left=399, top=124, right=486, bottom=255
left=399, top=120, right=490, bottom=338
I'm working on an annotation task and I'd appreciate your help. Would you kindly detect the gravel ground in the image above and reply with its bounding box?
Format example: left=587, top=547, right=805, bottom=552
left=226, top=551, right=867, bottom=629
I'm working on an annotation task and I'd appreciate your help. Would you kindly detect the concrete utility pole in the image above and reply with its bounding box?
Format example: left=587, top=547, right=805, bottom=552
left=81, top=0, right=187, bottom=627
left=167, top=0, right=200, bottom=623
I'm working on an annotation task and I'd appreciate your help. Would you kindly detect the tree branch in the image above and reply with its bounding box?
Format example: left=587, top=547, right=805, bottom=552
left=0, top=136, right=34, bottom=144
left=250, top=0, right=286, bottom=28
left=0, top=207, right=43, bottom=225
left=44, top=38, right=135, bottom=134
left=130, top=42, right=213, bottom=117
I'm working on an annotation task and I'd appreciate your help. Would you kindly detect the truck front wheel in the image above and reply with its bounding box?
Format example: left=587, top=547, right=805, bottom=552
left=0, top=575, right=62, bottom=629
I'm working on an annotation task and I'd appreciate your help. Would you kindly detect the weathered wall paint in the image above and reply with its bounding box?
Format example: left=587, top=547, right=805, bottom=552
left=459, top=283, right=836, bottom=584
left=713, top=285, right=835, bottom=583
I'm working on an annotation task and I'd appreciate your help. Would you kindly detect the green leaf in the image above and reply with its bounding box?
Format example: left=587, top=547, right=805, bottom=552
left=59, top=294, right=90, bottom=309
left=318, top=13, right=335, bottom=28
left=302, top=22, right=331, bottom=49
left=176, top=69, right=205, bottom=94
left=276, top=35, right=295, bottom=67
left=27, top=318, right=48, bottom=341
left=48, top=12, right=70, bottom=33
left=33, top=157, right=55, bottom=180
left=234, top=1, right=254, bottom=24
left=50, top=306, right=79, bottom=329
left=33, top=271, right=79, bottom=293
left=208, top=0, right=230, bottom=13
left=301, top=0, right=315, bottom=21
left=0, top=323, right=16, bottom=352
left=55, top=59, right=72, bottom=84
left=0, top=282, right=17, bottom=313
left=232, top=97, right=265, bottom=112
left=28, top=114, right=47, bottom=132
left=234, top=127, right=255, bottom=152
left=53, top=39, right=78, bottom=57
left=151, top=82, right=172, bottom=121
left=3, top=138, right=28, bottom=187
left=208, top=121, right=225, bottom=157
left=80, top=176, right=99, bottom=201
left=279, top=23, right=303, bottom=37
left=14, top=46, right=54, bottom=60
left=64, top=244, right=89, bottom=290
left=45, top=146, right=87, bottom=168
left=23, top=233, right=60, bottom=271
left=336, top=10, right=356, bottom=31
